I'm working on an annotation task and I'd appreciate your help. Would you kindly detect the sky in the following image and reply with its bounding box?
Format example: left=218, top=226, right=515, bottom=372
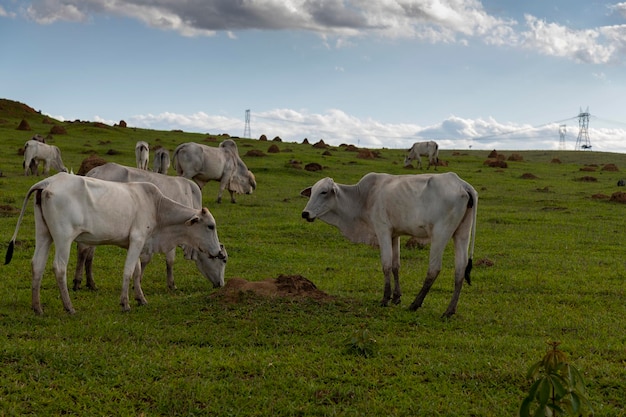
left=2, top=0, right=626, bottom=152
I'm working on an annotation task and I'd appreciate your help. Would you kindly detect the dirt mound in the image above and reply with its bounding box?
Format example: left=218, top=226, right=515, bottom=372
left=305, top=162, right=323, bottom=172
left=508, top=153, right=524, bottom=161
left=267, top=144, right=280, bottom=153
left=577, top=176, right=597, bottom=182
left=521, top=173, right=538, bottom=179
left=484, top=159, right=508, bottom=168
left=259, top=134, right=268, bottom=141
left=312, top=140, right=329, bottom=149
left=602, top=164, right=619, bottom=172
left=245, top=149, right=266, bottom=157
left=17, top=119, right=31, bottom=131
left=77, top=155, right=107, bottom=175
left=214, top=275, right=332, bottom=303
left=610, top=192, right=626, bottom=203
left=551, top=158, right=561, bottom=164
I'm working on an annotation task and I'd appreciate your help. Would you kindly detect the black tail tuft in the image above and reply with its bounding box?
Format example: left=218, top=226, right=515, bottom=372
left=464, top=258, right=473, bottom=285
left=5, top=240, right=14, bottom=265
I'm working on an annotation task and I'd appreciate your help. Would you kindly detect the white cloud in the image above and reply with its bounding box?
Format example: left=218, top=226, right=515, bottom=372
left=71, top=108, right=623, bottom=153
left=520, top=15, right=617, bottom=64
left=14, top=1, right=626, bottom=63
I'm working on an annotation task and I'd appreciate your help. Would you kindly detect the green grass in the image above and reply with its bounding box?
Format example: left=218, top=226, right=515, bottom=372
left=0, top=98, right=625, bottom=415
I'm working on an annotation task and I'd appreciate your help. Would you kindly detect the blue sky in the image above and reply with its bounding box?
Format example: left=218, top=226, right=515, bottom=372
left=2, top=0, right=626, bottom=152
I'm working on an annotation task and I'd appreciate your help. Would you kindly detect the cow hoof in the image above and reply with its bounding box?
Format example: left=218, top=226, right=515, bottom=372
left=66, top=308, right=76, bottom=315
left=392, top=297, right=401, bottom=305
left=441, top=311, right=455, bottom=319
left=408, top=302, right=420, bottom=311
left=379, top=300, right=390, bottom=307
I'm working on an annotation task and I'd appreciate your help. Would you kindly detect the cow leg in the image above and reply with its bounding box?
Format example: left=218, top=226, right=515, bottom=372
left=133, top=259, right=148, bottom=306
left=164, top=249, right=176, bottom=290
left=442, top=223, right=472, bottom=318
left=31, top=233, right=52, bottom=316
left=216, top=179, right=228, bottom=204
left=120, top=244, right=144, bottom=311
left=391, top=236, right=402, bottom=305
left=409, top=237, right=445, bottom=312
left=52, top=241, right=76, bottom=314
left=416, top=156, right=423, bottom=170
left=228, top=189, right=237, bottom=204
left=378, top=235, right=395, bottom=307
left=73, top=244, right=97, bottom=291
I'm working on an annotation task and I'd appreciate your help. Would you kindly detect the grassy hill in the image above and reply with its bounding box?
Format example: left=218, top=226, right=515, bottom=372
left=0, top=98, right=624, bottom=415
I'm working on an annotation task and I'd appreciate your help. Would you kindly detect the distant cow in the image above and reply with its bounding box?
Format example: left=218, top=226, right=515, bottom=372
left=23, top=139, right=67, bottom=176
left=153, top=148, right=171, bottom=174
left=74, top=162, right=227, bottom=292
left=301, top=172, right=477, bottom=318
left=135, top=141, right=150, bottom=170
left=5, top=172, right=224, bottom=315
left=404, top=141, right=439, bottom=170
left=173, top=140, right=257, bottom=203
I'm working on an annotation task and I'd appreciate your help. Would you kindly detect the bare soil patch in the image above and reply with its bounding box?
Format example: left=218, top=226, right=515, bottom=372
left=602, top=164, right=619, bottom=172
left=213, top=274, right=333, bottom=303
left=521, top=173, right=538, bottom=179
left=610, top=192, right=626, bottom=203
left=577, top=176, right=597, bottom=182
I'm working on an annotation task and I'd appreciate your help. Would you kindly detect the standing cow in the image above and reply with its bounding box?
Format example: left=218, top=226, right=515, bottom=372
left=301, top=172, right=477, bottom=318
left=23, top=139, right=68, bottom=176
left=152, top=148, right=171, bottom=174
left=404, top=141, right=439, bottom=170
left=73, top=163, right=227, bottom=292
left=135, top=141, right=150, bottom=170
left=173, top=140, right=256, bottom=203
left=5, top=172, right=224, bottom=315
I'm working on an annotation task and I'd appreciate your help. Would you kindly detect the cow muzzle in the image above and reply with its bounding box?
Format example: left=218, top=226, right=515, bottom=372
left=301, top=211, right=315, bottom=222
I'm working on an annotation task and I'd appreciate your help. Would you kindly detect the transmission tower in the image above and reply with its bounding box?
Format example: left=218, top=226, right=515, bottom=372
left=559, top=124, right=567, bottom=150
left=243, top=109, right=251, bottom=138
left=575, top=107, right=591, bottom=150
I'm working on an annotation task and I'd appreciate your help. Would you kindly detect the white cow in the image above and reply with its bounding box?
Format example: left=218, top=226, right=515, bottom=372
left=173, top=140, right=256, bottom=203
left=152, top=148, right=171, bottom=174
left=135, top=141, right=150, bottom=170
left=404, top=141, right=439, bottom=170
left=73, top=162, right=227, bottom=292
left=5, top=172, right=224, bottom=315
left=23, top=139, right=68, bottom=176
left=301, top=172, right=477, bottom=318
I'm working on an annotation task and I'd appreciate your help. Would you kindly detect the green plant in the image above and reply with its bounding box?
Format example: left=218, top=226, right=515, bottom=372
left=520, top=341, right=594, bottom=417
left=344, top=324, right=377, bottom=357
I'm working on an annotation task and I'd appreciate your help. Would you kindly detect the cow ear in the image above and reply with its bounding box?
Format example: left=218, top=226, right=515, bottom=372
left=300, top=187, right=312, bottom=198
left=185, top=215, right=200, bottom=226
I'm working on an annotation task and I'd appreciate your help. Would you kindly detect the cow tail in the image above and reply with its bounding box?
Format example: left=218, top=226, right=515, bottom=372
left=5, top=182, right=47, bottom=265
left=172, top=147, right=182, bottom=176
left=463, top=186, right=478, bottom=285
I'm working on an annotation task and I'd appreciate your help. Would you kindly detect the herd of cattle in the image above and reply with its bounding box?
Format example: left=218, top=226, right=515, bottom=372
left=6, top=137, right=476, bottom=318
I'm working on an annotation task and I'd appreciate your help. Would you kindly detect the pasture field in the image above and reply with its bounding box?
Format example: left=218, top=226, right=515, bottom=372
left=0, top=99, right=625, bottom=416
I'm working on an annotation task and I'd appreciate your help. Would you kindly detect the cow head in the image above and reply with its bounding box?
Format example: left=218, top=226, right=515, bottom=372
left=184, top=208, right=225, bottom=260
left=301, top=177, right=336, bottom=222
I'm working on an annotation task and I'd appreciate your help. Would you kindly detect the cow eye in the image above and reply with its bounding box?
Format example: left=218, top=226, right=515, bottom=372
left=320, top=191, right=328, bottom=195
left=208, top=225, right=215, bottom=230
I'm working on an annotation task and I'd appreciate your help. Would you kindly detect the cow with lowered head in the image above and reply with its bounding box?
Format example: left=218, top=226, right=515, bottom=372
left=5, top=172, right=224, bottom=315
left=173, top=140, right=256, bottom=203
left=73, top=162, right=227, bottom=292
left=23, top=139, right=67, bottom=176
left=301, top=172, right=477, bottom=318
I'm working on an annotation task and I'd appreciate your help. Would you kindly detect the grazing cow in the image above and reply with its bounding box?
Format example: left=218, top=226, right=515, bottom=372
left=73, top=162, right=227, bottom=291
left=5, top=172, right=224, bottom=315
left=404, top=141, right=439, bottom=170
left=173, top=140, right=256, bottom=203
left=152, top=148, right=171, bottom=174
left=23, top=139, right=67, bottom=176
left=135, top=141, right=150, bottom=170
left=301, top=172, right=477, bottom=318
